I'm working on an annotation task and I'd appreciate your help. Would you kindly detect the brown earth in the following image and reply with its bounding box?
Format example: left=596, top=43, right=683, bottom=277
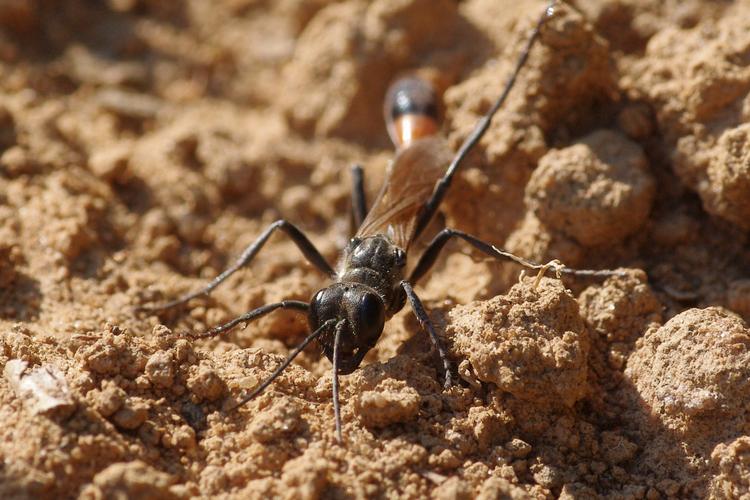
left=1, top=0, right=750, bottom=498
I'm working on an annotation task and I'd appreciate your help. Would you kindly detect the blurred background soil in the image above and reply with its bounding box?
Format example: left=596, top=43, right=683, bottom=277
left=1, top=0, right=750, bottom=498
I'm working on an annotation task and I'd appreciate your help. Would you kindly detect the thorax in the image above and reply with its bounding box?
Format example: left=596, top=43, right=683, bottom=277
left=337, top=236, right=407, bottom=316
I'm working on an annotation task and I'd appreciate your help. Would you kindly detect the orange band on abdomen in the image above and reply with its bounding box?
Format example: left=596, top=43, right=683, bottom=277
left=384, top=76, right=440, bottom=148
left=391, top=114, right=439, bottom=148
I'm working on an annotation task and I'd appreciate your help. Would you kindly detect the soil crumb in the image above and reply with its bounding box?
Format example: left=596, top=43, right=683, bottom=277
left=1, top=0, right=749, bottom=498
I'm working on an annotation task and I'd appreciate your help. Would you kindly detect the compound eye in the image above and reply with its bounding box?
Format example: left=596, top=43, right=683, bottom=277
left=311, top=289, right=326, bottom=308
left=394, top=248, right=406, bottom=267
left=308, top=288, right=331, bottom=331
left=357, top=292, right=385, bottom=342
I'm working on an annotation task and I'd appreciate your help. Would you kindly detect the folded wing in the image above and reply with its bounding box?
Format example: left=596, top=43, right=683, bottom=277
left=357, top=137, right=453, bottom=250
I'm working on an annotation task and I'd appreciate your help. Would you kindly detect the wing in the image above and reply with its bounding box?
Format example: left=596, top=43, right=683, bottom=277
left=357, top=136, right=453, bottom=250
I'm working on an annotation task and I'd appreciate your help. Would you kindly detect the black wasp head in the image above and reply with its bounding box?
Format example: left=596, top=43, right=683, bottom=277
left=308, top=283, right=386, bottom=374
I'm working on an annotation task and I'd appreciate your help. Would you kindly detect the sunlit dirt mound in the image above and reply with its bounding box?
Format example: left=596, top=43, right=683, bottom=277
left=1, top=0, right=749, bottom=498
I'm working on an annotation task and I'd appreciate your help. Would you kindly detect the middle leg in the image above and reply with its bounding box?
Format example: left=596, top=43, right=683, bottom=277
left=409, top=228, right=628, bottom=285
left=141, top=219, right=335, bottom=312
left=191, top=300, right=310, bottom=339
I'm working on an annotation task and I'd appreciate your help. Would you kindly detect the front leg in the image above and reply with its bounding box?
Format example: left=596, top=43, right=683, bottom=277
left=228, top=318, right=337, bottom=412
left=401, top=280, right=453, bottom=389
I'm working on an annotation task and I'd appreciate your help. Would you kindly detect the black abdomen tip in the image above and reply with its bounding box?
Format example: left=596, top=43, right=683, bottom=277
left=384, top=76, right=440, bottom=147
left=385, top=77, right=438, bottom=121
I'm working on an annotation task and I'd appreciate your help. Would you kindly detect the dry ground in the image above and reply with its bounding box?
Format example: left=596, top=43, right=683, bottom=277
left=1, top=0, right=750, bottom=498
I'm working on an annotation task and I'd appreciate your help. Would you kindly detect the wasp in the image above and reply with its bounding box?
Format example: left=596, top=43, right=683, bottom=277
left=142, top=0, right=620, bottom=442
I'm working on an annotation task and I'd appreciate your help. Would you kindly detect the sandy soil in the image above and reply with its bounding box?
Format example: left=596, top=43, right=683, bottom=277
left=1, top=0, right=750, bottom=498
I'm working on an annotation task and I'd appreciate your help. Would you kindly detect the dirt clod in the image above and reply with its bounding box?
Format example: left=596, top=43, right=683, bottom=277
left=626, top=307, right=750, bottom=440
left=354, top=382, right=421, bottom=429
left=448, top=277, right=588, bottom=407
left=710, top=436, right=750, bottom=499
left=112, top=398, right=149, bottom=430
left=187, top=365, right=226, bottom=402
left=579, top=270, right=662, bottom=344
left=144, top=350, right=175, bottom=389
left=526, top=129, right=655, bottom=247
left=247, top=397, right=305, bottom=444
left=91, top=380, right=126, bottom=418
left=80, top=460, right=180, bottom=500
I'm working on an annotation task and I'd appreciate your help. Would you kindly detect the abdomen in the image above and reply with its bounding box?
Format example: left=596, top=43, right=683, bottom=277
left=384, top=76, right=440, bottom=148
